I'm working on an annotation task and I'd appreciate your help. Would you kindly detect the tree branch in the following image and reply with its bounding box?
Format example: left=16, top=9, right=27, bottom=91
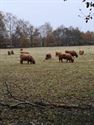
left=0, top=81, right=94, bottom=110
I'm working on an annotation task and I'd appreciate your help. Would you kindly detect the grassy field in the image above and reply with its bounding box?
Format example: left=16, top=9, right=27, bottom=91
left=0, top=46, right=94, bottom=124
left=0, top=46, right=94, bottom=125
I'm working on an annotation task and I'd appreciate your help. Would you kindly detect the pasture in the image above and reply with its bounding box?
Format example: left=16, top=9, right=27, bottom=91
left=0, top=46, right=94, bottom=104
left=0, top=46, right=94, bottom=124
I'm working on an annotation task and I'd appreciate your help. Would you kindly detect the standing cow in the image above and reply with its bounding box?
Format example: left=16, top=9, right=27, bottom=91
left=8, top=51, right=11, bottom=55
left=11, top=50, right=14, bottom=55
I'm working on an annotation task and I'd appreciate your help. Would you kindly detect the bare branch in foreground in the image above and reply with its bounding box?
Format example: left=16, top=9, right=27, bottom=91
left=0, top=81, right=94, bottom=110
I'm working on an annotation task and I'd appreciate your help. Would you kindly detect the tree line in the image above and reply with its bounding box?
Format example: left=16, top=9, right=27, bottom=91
left=0, top=11, right=94, bottom=48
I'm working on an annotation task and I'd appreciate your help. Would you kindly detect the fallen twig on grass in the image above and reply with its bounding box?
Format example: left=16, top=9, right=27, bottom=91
left=0, top=81, right=94, bottom=110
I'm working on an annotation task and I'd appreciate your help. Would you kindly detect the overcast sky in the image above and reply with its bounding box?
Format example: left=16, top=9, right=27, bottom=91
left=0, top=0, right=94, bottom=32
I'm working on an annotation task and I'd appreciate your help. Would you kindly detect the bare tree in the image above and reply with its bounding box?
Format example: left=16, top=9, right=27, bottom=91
left=5, top=12, right=18, bottom=47
left=0, top=11, right=7, bottom=48
left=63, top=0, right=94, bottom=23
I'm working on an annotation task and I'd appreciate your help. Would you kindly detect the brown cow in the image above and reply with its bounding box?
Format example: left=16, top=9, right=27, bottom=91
left=20, top=54, right=35, bottom=64
left=65, top=50, right=78, bottom=57
left=45, top=53, right=52, bottom=60
left=20, top=48, right=23, bottom=51
left=8, top=51, right=11, bottom=55
left=11, top=50, right=14, bottom=55
left=59, top=53, right=74, bottom=63
left=55, top=51, right=61, bottom=57
left=79, top=50, right=84, bottom=55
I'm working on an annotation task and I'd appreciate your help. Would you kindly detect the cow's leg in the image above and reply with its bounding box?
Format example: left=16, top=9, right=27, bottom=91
left=27, top=60, right=29, bottom=64
left=59, top=58, right=61, bottom=62
left=61, top=59, right=63, bottom=62
left=20, top=59, right=23, bottom=64
left=69, top=59, right=71, bottom=63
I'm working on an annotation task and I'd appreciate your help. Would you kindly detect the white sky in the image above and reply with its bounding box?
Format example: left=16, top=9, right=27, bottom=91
left=0, top=0, right=94, bottom=32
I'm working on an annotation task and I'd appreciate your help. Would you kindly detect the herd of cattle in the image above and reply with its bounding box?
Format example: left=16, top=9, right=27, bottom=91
left=45, top=50, right=84, bottom=63
left=7, top=49, right=84, bottom=64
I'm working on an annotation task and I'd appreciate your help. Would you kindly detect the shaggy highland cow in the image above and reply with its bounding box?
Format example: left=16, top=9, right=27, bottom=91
left=45, top=53, right=52, bottom=60
left=8, top=51, right=11, bottom=55
left=11, top=50, right=14, bottom=55
left=79, top=50, right=84, bottom=55
left=20, top=48, right=23, bottom=51
left=20, top=54, right=35, bottom=64
left=59, top=53, right=74, bottom=63
left=55, top=51, right=61, bottom=57
left=65, top=50, right=78, bottom=57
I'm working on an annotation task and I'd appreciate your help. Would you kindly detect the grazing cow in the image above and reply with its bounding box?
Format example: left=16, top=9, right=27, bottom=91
left=20, top=48, right=23, bottom=51
left=11, top=50, right=14, bottom=55
left=20, top=51, right=30, bottom=54
left=79, top=50, right=84, bottom=55
left=45, top=53, right=52, bottom=60
left=59, top=53, right=74, bottom=63
left=8, top=51, right=11, bottom=55
left=65, top=50, right=78, bottom=57
left=20, top=54, right=35, bottom=64
left=55, top=51, right=61, bottom=57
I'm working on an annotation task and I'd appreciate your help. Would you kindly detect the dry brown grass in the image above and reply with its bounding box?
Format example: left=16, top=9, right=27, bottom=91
left=0, top=46, right=94, bottom=106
